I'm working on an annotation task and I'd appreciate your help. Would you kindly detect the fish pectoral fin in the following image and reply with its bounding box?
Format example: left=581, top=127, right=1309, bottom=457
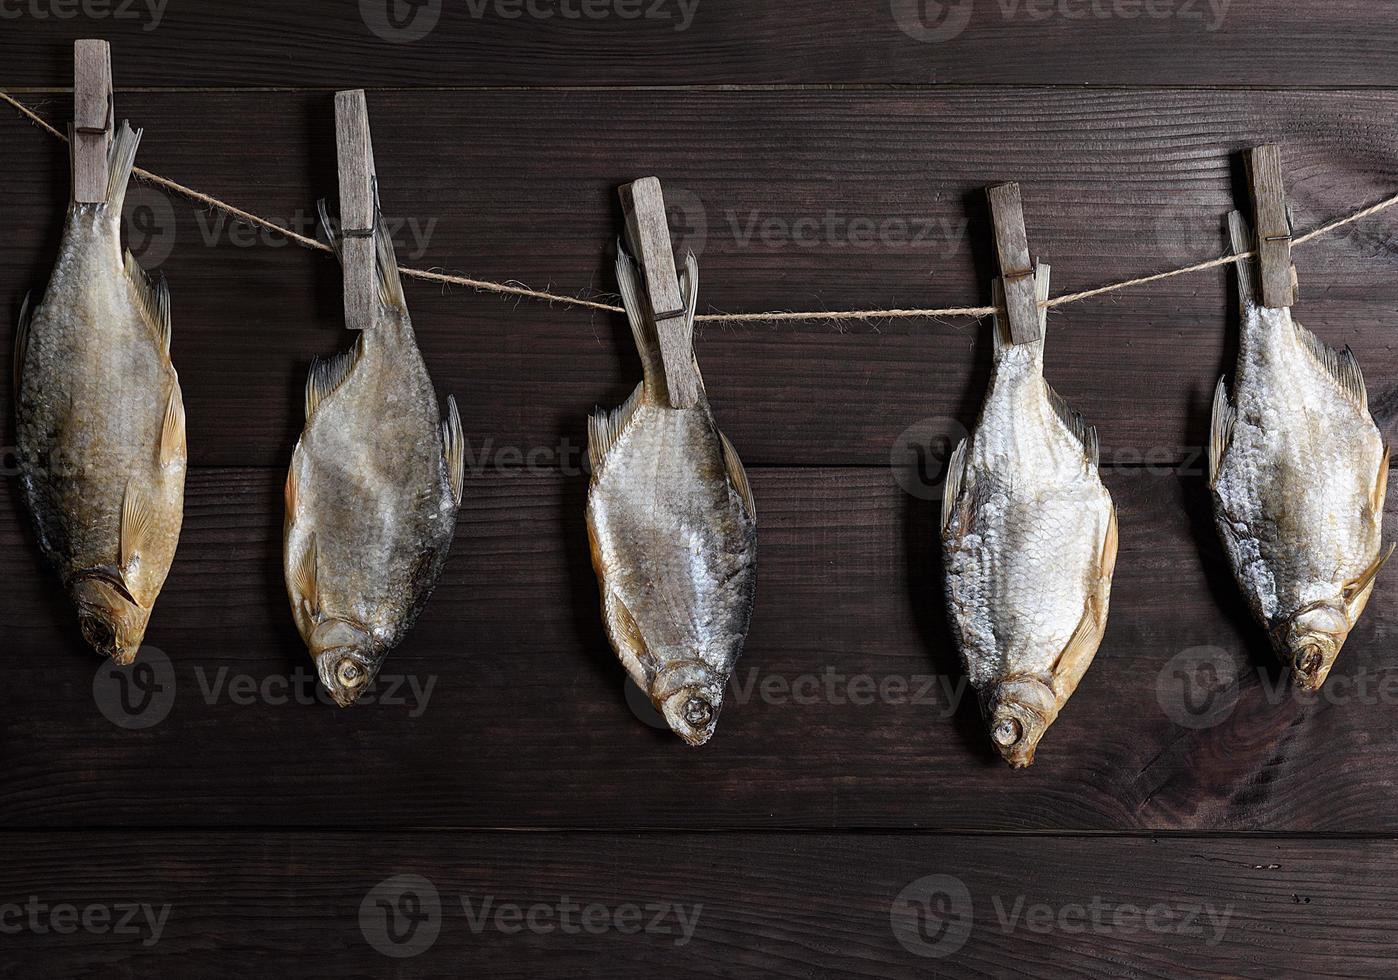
left=285, top=444, right=304, bottom=525
left=1100, top=505, right=1120, bottom=584
left=1049, top=594, right=1106, bottom=697
left=1044, top=379, right=1100, bottom=468
left=124, top=252, right=172, bottom=357
left=1372, top=445, right=1391, bottom=519
left=941, top=438, right=971, bottom=533
left=1209, top=377, right=1235, bottom=489
left=602, top=587, right=658, bottom=688
left=587, top=382, right=645, bottom=475
left=292, top=532, right=321, bottom=618
left=160, top=381, right=187, bottom=468
left=13, top=292, right=31, bottom=396
left=119, top=481, right=156, bottom=573
left=1293, top=317, right=1369, bottom=413
left=720, top=431, right=756, bottom=521
left=1342, top=542, right=1395, bottom=608
left=304, top=333, right=364, bottom=420
left=442, top=394, right=466, bottom=507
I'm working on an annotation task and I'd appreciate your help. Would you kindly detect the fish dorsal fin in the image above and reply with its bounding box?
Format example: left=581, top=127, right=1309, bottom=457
left=124, top=252, right=171, bottom=356
left=13, top=292, right=31, bottom=395
left=442, top=394, right=465, bottom=507
left=159, top=382, right=186, bottom=468
left=719, top=431, right=756, bottom=521
left=1043, top=379, right=1099, bottom=468
left=1209, top=377, right=1236, bottom=489
left=304, top=334, right=364, bottom=420
left=293, top=532, right=321, bottom=618
left=1292, top=318, right=1368, bottom=412
left=587, top=382, right=645, bottom=475
left=119, top=481, right=154, bottom=573
left=941, top=437, right=970, bottom=532
left=103, top=122, right=142, bottom=213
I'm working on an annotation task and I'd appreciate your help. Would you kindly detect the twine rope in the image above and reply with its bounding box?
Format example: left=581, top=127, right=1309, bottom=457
left=4, top=89, right=1397, bottom=325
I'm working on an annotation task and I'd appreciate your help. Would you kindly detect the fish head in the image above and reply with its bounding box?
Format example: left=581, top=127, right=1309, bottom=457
left=70, top=572, right=149, bottom=666
left=1276, top=602, right=1352, bottom=691
left=310, top=618, right=382, bottom=707
left=982, top=675, right=1058, bottom=769
left=653, top=661, right=725, bottom=747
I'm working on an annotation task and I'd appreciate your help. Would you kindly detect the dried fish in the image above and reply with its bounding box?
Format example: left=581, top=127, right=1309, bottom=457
left=586, top=246, right=757, bottom=746
left=941, top=267, right=1118, bottom=768
left=15, top=122, right=186, bottom=665
left=1210, top=212, right=1390, bottom=691
left=283, top=201, right=464, bottom=706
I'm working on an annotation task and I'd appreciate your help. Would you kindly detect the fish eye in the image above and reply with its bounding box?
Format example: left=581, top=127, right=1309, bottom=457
left=683, top=697, right=714, bottom=728
left=992, top=717, right=1023, bottom=748
left=336, top=657, right=368, bottom=688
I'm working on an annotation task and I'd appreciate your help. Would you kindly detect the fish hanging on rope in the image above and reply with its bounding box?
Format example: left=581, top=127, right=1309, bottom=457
left=283, top=194, right=464, bottom=707
left=14, top=121, right=186, bottom=666
left=1209, top=212, right=1390, bottom=691
left=585, top=243, right=758, bottom=746
left=941, top=267, right=1118, bottom=768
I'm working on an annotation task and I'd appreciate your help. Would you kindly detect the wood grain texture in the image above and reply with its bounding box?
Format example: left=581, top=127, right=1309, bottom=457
left=332, top=89, right=379, bottom=334
left=0, top=832, right=1394, bottom=979
left=4, top=89, right=1398, bottom=469
left=3, top=464, right=1397, bottom=831
left=70, top=38, right=112, bottom=204
left=0, top=0, right=1395, bottom=87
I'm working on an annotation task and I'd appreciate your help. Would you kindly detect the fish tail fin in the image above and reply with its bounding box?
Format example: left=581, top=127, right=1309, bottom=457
left=317, top=188, right=406, bottom=315
left=1227, top=210, right=1258, bottom=312
left=615, top=241, right=663, bottom=396
left=93, top=121, right=142, bottom=213
left=990, top=264, right=1050, bottom=365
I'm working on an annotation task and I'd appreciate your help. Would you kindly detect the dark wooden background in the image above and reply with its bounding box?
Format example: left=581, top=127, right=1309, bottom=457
left=4, top=2, right=1398, bottom=977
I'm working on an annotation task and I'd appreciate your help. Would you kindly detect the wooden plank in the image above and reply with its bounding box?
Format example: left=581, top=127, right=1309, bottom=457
left=333, top=89, right=378, bottom=333
left=1, top=1, right=1397, bottom=87
left=4, top=89, right=1398, bottom=468
left=3, top=465, right=1398, bottom=830
left=987, top=182, right=1041, bottom=345
left=70, top=39, right=112, bottom=204
left=1247, top=145, right=1296, bottom=309
left=619, top=176, right=696, bottom=408
left=0, top=832, right=1394, bottom=977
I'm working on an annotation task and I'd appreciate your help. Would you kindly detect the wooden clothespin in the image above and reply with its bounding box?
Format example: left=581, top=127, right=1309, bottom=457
left=72, top=39, right=113, bottom=204
left=334, top=89, right=379, bottom=332
left=986, top=182, right=1042, bottom=345
left=1245, top=145, right=1297, bottom=309
left=618, top=176, right=698, bottom=409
